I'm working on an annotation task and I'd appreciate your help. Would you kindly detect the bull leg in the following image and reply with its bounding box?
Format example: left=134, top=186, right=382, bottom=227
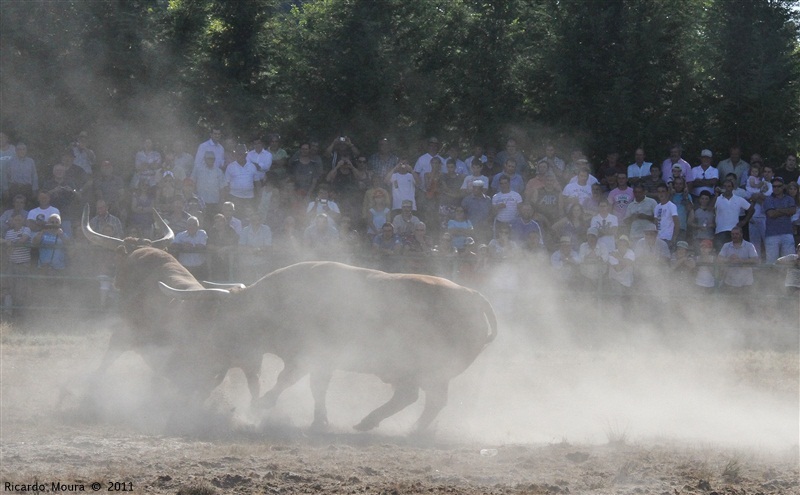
left=412, top=380, right=449, bottom=433
left=253, top=361, right=306, bottom=410
left=354, top=380, right=419, bottom=432
left=309, top=370, right=332, bottom=431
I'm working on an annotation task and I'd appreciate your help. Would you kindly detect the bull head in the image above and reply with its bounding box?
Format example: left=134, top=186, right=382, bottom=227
left=82, top=204, right=174, bottom=251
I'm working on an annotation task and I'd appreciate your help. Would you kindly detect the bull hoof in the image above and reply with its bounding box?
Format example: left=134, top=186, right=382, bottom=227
left=353, top=418, right=378, bottom=432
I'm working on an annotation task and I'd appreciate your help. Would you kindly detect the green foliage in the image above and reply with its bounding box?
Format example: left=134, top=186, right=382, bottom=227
left=1, top=0, right=797, bottom=164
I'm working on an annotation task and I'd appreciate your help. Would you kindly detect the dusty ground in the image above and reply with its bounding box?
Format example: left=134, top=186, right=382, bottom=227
left=1, top=319, right=798, bottom=495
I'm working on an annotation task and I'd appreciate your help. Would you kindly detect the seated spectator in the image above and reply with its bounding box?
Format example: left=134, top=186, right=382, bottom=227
left=718, top=225, right=759, bottom=292
left=392, top=199, right=422, bottom=242
left=27, top=190, right=60, bottom=233
left=372, top=222, right=401, bottom=256
left=607, top=235, right=635, bottom=293
left=551, top=235, right=580, bottom=285
left=589, top=199, right=618, bottom=252
left=163, top=197, right=191, bottom=240
left=1, top=194, right=28, bottom=238
left=640, top=163, right=662, bottom=199
left=361, top=174, right=391, bottom=226
left=694, top=239, right=717, bottom=291
left=404, top=221, right=434, bottom=255
left=1, top=212, right=32, bottom=317
left=88, top=199, right=124, bottom=239
left=670, top=240, right=696, bottom=288
left=155, top=171, right=180, bottom=213
left=91, top=160, right=127, bottom=221
left=41, top=162, right=80, bottom=237
left=447, top=206, right=474, bottom=250
left=257, top=172, right=282, bottom=227
left=551, top=203, right=588, bottom=253
left=306, top=184, right=341, bottom=226
left=303, top=213, right=340, bottom=257
left=582, top=182, right=607, bottom=216
left=634, top=224, right=670, bottom=281
left=170, top=216, right=208, bottom=280
left=510, top=203, right=543, bottom=247
left=129, top=181, right=156, bottom=238
left=221, top=201, right=243, bottom=235
left=578, top=227, right=609, bottom=284
left=487, top=222, right=520, bottom=260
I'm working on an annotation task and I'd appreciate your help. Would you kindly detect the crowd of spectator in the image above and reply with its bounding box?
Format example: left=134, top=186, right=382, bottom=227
left=1, top=128, right=799, bottom=318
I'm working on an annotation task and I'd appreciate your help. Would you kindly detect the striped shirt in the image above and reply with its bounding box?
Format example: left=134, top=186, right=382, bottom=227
left=4, top=226, right=32, bottom=264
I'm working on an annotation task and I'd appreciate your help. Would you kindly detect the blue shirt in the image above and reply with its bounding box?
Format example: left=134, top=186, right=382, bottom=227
left=764, top=194, right=796, bottom=236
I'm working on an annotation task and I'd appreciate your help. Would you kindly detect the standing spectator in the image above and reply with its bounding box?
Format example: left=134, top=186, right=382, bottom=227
left=552, top=203, right=588, bottom=253
left=670, top=177, right=693, bottom=242
left=597, top=151, right=626, bottom=191
left=447, top=206, right=474, bottom=250
left=523, top=159, right=551, bottom=201
left=763, top=176, right=797, bottom=264
left=494, top=138, right=527, bottom=172
left=368, top=138, right=400, bottom=181
left=71, top=131, right=96, bottom=175
left=441, top=144, right=468, bottom=176
left=0, top=131, right=16, bottom=203
left=691, top=191, right=716, bottom=248
left=654, top=184, right=680, bottom=248
left=540, top=144, right=566, bottom=179
left=531, top=173, right=563, bottom=235
left=266, top=134, right=289, bottom=174
left=236, top=210, right=273, bottom=280
left=551, top=235, right=580, bottom=285
left=372, top=222, right=402, bottom=272
left=491, top=176, right=523, bottom=231
left=5, top=142, right=38, bottom=207
left=640, top=163, right=663, bottom=199
left=718, top=226, right=759, bottom=291
left=487, top=222, right=520, bottom=260
left=246, top=136, right=273, bottom=183
left=224, top=145, right=259, bottom=213
left=713, top=178, right=753, bottom=249
left=607, top=173, right=634, bottom=222
left=291, top=142, right=323, bottom=198
left=192, top=150, right=228, bottom=221
left=1, top=213, right=32, bottom=317
left=306, top=184, right=341, bottom=226
left=171, top=139, right=195, bottom=179
left=413, top=137, right=445, bottom=195
left=134, top=138, right=163, bottom=182
left=206, top=213, right=239, bottom=282
left=461, top=180, right=492, bottom=243
left=163, top=197, right=191, bottom=235
left=624, top=184, right=657, bottom=243
left=490, top=159, right=525, bottom=196
left=170, top=216, right=208, bottom=280
left=626, top=148, right=652, bottom=186
left=326, top=157, right=365, bottom=221
left=690, top=149, right=719, bottom=197
left=386, top=159, right=417, bottom=212
left=41, top=162, right=81, bottom=238
left=633, top=224, right=670, bottom=282
left=717, top=145, right=750, bottom=188
left=0, top=195, right=28, bottom=238
left=464, top=145, right=488, bottom=171
left=194, top=127, right=225, bottom=171
left=256, top=172, right=282, bottom=226
left=155, top=172, right=181, bottom=213
left=439, top=158, right=465, bottom=211
left=324, top=134, right=359, bottom=173
left=775, top=154, right=799, bottom=185
left=304, top=213, right=340, bottom=258
left=88, top=199, right=124, bottom=239
left=366, top=189, right=391, bottom=237
left=561, top=167, right=593, bottom=212
left=221, top=201, right=242, bottom=236
left=660, top=144, right=691, bottom=184
left=460, top=160, right=489, bottom=195
left=510, top=203, right=543, bottom=246
left=694, top=239, right=717, bottom=291
left=578, top=227, right=609, bottom=284
left=128, top=181, right=156, bottom=238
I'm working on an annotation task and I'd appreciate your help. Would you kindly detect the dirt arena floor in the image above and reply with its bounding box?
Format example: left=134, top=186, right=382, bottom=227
left=1, top=313, right=798, bottom=495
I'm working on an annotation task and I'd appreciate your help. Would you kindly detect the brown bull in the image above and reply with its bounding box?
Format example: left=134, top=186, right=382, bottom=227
left=81, top=206, right=255, bottom=401
left=160, top=261, right=498, bottom=433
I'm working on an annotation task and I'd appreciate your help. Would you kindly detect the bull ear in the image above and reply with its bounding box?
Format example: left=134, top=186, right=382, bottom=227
left=150, top=208, right=174, bottom=250
left=158, top=281, right=231, bottom=299
left=82, top=204, right=124, bottom=250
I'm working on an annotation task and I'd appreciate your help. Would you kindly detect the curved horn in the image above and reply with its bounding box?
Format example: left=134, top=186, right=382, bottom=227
left=149, top=208, right=174, bottom=250
left=82, top=204, right=124, bottom=250
left=201, top=281, right=247, bottom=290
left=158, top=281, right=231, bottom=300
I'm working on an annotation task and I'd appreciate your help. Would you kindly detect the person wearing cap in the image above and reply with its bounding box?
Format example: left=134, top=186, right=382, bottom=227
left=690, top=149, right=719, bottom=197
left=763, top=176, right=797, bottom=264
left=368, top=138, right=399, bottom=180
left=660, top=144, right=692, bottom=184
left=717, top=145, right=750, bottom=189
left=608, top=235, right=635, bottom=291
left=413, top=137, right=445, bottom=194
left=32, top=213, right=69, bottom=272
left=577, top=226, right=609, bottom=283
left=718, top=225, right=759, bottom=290
left=626, top=148, right=652, bottom=186
left=194, top=127, right=225, bottom=171
left=191, top=149, right=228, bottom=220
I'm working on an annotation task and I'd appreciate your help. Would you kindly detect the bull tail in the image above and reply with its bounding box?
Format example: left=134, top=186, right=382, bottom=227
left=479, top=293, right=498, bottom=345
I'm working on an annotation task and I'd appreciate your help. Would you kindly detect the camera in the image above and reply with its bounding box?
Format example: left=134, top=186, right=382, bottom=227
left=319, top=199, right=328, bottom=205
left=339, top=137, right=347, bottom=142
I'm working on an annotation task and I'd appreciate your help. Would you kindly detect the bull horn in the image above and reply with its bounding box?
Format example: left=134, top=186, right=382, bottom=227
left=82, top=204, right=124, bottom=250
left=201, top=281, right=247, bottom=290
left=149, top=208, right=174, bottom=250
left=158, top=281, right=231, bottom=299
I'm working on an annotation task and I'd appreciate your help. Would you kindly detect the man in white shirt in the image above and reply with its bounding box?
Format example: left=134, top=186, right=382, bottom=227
left=627, top=148, right=652, bottom=185
left=654, top=184, right=680, bottom=247
left=246, top=137, right=273, bottom=182
left=714, top=178, right=753, bottom=249
left=194, top=127, right=225, bottom=171
left=224, top=146, right=259, bottom=213
left=492, top=176, right=523, bottom=229
left=413, top=137, right=445, bottom=192
left=690, top=149, right=719, bottom=197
